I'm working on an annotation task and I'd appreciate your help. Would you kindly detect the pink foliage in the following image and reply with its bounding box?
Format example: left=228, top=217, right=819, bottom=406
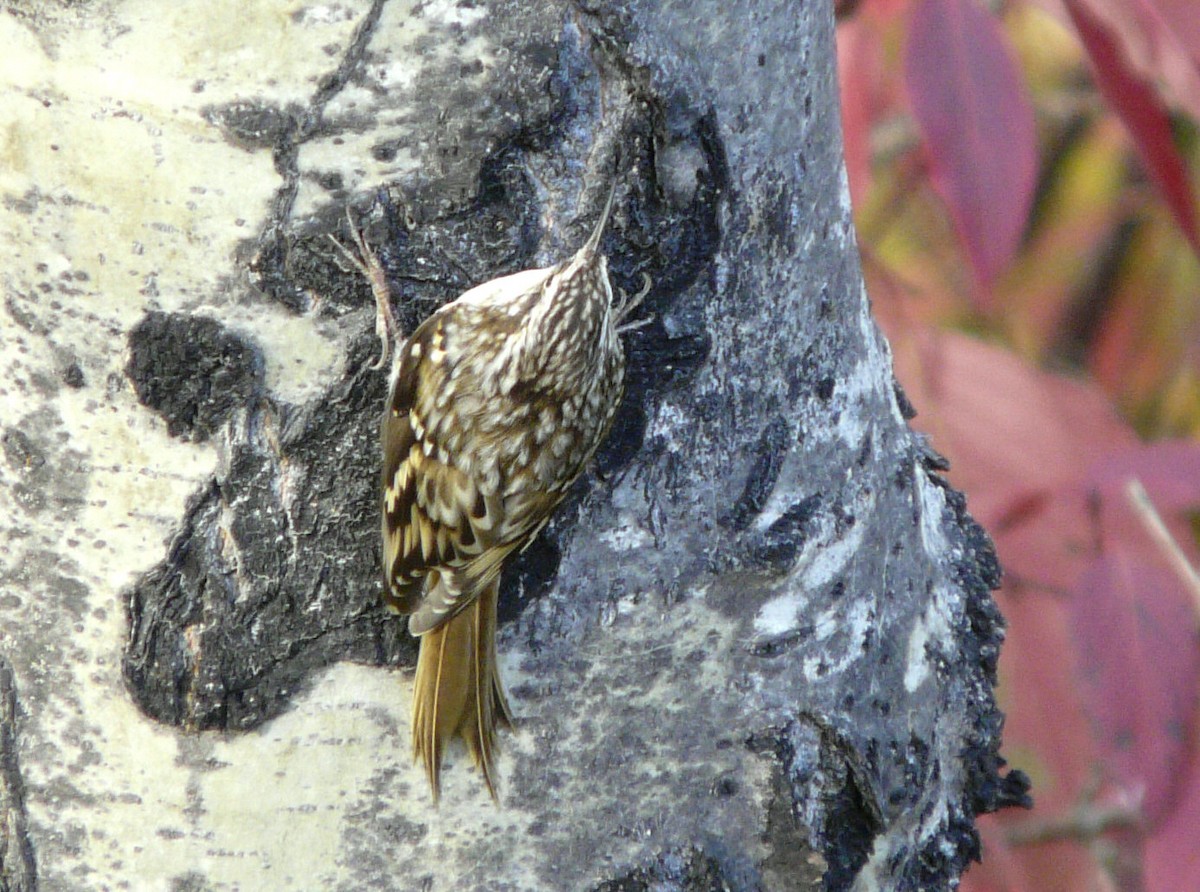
left=904, top=0, right=1038, bottom=303
left=1065, top=0, right=1200, bottom=250
left=1072, top=0, right=1200, bottom=121
left=1145, top=753, right=1200, bottom=891
left=1069, top=547, right=1199, bottom=826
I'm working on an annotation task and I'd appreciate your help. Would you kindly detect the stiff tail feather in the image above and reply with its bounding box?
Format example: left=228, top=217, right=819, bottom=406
left=411, top=576, right=512, bottom=801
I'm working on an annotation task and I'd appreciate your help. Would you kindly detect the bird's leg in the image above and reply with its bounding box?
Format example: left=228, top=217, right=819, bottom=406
left=328, top=210, right=397, bottom=371
left=616, top=272, right=653, bottom=333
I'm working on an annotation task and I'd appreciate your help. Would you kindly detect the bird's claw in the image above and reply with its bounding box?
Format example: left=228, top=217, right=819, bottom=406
left=616, top=272, right=654, bottom=334
left=329, top=209, right=397, bottom=371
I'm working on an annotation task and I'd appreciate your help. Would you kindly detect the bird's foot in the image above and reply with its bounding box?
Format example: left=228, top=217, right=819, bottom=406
left=616, top=272, right=653, bottom=333
left=328, top=210, right=397, bottom=371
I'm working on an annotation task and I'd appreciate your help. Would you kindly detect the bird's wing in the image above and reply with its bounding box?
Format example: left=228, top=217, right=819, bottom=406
left=381, top=307, right=563, bottom=629
left=384, top=309, right=477, bottom=609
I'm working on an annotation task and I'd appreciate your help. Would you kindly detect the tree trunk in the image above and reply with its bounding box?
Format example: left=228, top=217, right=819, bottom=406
left=0, top=1, right=1028, bottom=890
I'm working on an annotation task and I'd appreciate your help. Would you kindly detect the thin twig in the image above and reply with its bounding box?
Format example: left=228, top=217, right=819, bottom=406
left=1005, top=801, right=1143, bottom=847
left=1124, top=477, right=1200, bottom=620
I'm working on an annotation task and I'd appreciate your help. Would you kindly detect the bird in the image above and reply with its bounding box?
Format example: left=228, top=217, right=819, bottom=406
left=334, top=182, right=647, bottom=800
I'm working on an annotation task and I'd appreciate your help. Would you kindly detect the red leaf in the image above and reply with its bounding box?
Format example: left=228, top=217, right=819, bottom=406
left=1065, top=0, right=1200, bottom=252
left=904, top=0, right=1038, bottom=303
left=1086, top=441, right=1200, bottom=512
left=1069, top=548, right=1200, bottom=826
left=1073, top=0, right=1200, bottom=122
left=1145, top=748, right=1200, bottom=892
left=1151, top=0, right=1200, bottom=77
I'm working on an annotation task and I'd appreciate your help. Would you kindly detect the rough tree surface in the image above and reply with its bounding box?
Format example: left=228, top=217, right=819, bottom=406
left=0, top=1, right=1028, bottom=890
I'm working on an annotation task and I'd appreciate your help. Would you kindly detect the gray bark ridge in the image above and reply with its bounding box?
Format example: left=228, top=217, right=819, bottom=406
left=0, top=658, right=36, bottom=892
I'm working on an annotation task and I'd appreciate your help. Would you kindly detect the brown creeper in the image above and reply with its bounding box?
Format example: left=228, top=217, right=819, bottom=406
left=341, top=184, right=641, bottom=800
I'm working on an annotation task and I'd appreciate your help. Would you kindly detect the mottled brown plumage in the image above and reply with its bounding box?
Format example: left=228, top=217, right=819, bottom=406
left=352, top=186, right=632, bottom=800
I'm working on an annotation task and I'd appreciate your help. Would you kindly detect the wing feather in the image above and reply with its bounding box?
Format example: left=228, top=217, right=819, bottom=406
left=381, top=307, right=577, bottom=632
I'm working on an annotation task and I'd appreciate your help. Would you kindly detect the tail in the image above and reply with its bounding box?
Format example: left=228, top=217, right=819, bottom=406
left=411, top=576, right=512, bottom=802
